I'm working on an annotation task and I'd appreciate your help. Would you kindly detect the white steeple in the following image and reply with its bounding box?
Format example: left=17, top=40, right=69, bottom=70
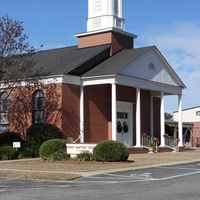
left=87, top=0, right=125, bottom=32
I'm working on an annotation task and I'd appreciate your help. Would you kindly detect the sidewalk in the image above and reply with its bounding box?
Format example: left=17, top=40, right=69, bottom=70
left=0, top=150, right=199, bottom=181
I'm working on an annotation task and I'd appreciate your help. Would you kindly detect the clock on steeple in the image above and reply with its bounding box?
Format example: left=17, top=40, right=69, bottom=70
left=87, top=0, right=124, bottom=32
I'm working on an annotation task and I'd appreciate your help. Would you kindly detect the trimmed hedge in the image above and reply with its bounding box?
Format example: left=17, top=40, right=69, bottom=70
left=39, top=139, right=67, bottom=161
left=76, top=152, right=93, bottom=161
left=18, top=146, right=39, bottom=158
left=93, top=140, right=129, bottom=162
left=0, top=145, right=18, bottom=160
left=25, top=124, right=62, bottom=156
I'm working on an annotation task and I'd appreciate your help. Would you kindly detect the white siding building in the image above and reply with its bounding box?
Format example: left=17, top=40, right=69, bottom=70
left=174, top=106, right=200, bottom=122
left=174, top=107, right=200, bottom=147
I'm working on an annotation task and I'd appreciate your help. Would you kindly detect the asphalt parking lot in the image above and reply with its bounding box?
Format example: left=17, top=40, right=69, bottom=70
left=1, top=161, right=200, bottom=200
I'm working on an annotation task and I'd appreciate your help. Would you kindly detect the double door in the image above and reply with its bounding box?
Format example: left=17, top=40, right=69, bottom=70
left=116, top=102, right=133, bottom=146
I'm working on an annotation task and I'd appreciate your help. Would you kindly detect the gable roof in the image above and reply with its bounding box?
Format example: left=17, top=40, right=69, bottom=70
left=82, top=46, right=186, bottom=89
left=32, top=44, right=110, bottom=76
left=32, top=44, right=185, bottom=89
left=82, top=46, right=152, bottom=77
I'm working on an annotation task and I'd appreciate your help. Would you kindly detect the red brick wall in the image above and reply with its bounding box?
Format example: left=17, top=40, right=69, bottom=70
left=6, top=82, right=158, bottom=146
left=78, top=32, right=112, bottom=49
left=153, top=97, right=161, bottom=139
left=111, top=32, right=133, bottom=54
left=141, top=90, right=151, bottom=136
left=8, top=84, right=62, bottom=138
left=191, top=122, right=200, bottom=147
left=61, top=84, right=80, bottom=140
left=117, top=85, right=136, bottom=102
left=78, top=31, right=133, bottom=55
left=84, top=84, right=111, bottom=142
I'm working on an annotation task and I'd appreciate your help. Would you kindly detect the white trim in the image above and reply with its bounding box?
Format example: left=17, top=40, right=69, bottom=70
left=135, top=87, right=141, bottom=147
left=178, top=94, right=183, bottom=146
left=160, top=92, right=165, bottom=146
left=0, top=74, right=81, bottom=89
left=38, top=76, right=63, bottom=85
left=116, top=75, right=183, bottom=95
left=0, top=75, right=63, bottom=89
left=35, top=74, right=81, bottom=86
left=83, top=75, right=115, bottom=86
left=112, top=83, right=117, bottom=141
left=82, top=74, right=183, bottom=95
left=80, top=84, right=84, bottom=143
left=63, top=74, right=81, bottom=85
left=75, top=28, right=137, bottom=39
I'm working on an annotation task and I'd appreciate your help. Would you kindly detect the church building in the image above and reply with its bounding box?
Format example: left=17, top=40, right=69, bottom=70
left=4, top=0, right=186, bottom=149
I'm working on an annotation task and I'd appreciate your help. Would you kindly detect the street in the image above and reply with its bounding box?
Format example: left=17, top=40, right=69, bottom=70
left=0, top=162, right=200, bottom=200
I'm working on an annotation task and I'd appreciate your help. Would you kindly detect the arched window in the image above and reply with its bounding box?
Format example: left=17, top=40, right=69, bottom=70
left=0, top=92, right=10, bottom=132
left=32, top=90, right=44, bottom=124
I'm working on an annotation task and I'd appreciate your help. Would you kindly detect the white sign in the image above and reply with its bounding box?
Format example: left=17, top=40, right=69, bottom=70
left=66, top=143, right=96, bottom=156
left=13, top=142, right=21, bottom=148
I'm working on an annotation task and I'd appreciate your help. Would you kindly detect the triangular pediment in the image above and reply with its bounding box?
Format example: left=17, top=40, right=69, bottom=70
left=119, top=47, right=185, bottom=88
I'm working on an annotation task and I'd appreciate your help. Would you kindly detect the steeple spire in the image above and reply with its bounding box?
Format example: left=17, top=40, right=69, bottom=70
left=87, top=0, right=125, bottom=32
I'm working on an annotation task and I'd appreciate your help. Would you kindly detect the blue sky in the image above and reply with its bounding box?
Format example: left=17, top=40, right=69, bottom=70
left=1, top=0, right=200, bottom=114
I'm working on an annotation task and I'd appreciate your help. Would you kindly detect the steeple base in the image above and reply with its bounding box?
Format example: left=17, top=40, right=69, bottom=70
left=75, top=28, right=137, bottom=56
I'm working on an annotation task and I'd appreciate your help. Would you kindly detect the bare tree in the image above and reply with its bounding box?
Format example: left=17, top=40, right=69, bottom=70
left=0, top=16, right=61, bottom=137
left=0, top=16, right=41, bottom=88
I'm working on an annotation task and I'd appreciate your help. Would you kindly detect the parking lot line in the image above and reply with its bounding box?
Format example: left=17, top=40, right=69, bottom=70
left=158, top=166, right=200, bottom=171
left=159, top=170, right=200, bottom=180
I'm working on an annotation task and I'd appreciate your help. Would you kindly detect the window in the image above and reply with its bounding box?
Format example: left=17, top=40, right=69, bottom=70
left=116, top=19, right=122, bottom=28
left=32, top=90, right=44, bottom=124
left=149, top=63, right=155, bottom=70
left=0, top=92, right=10, bottom=132
left=196, top=111, right=200, bottom=116
left=114, top=0, right=119, bottom=16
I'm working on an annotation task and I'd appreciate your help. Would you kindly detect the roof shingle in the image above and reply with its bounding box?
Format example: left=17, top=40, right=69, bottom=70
left=82, top=46, right=154, bottom=77
left=32, top=44, right=110, bottom=76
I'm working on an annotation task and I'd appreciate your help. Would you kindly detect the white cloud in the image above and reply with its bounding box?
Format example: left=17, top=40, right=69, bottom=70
left=135, top=21, right=200, bottom=113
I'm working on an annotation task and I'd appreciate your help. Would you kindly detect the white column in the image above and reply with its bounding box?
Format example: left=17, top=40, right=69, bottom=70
left=160, top=92, right=165, bottom=146
left=135, top=88, right=141, bottom=147
left=112, top=83, right=117, bottom=141
left=80, top=84, right=84, bottom=143
left=178, top=94, right=183, bottom=146
left=150, top=96, right=154, bottom=138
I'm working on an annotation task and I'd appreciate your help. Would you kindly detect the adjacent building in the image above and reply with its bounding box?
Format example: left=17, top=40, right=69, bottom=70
left=174, top=107, right=200, bottom=147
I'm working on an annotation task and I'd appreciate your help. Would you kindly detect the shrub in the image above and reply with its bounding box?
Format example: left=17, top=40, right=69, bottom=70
left=93, top=140, right=129, bottom=162
left=76, top=152, right=93, bottom=161
left=0, top=145, right=18, bottom=160
left=18, top=146, right=39, bottom=158
left=25, top=124, right=63, bottom=156
left=0, top=132, right=24, bottom=147
left=39, top=139, right=67, bottom=161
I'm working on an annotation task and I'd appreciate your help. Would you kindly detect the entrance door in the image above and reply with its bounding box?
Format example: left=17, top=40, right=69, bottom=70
left=116, top=102, right=133, bottom=146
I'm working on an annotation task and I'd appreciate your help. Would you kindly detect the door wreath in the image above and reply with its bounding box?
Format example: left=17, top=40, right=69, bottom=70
left=117, top=121, right=122, bottom=133
left=123, top=121, right=128, bottom=133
